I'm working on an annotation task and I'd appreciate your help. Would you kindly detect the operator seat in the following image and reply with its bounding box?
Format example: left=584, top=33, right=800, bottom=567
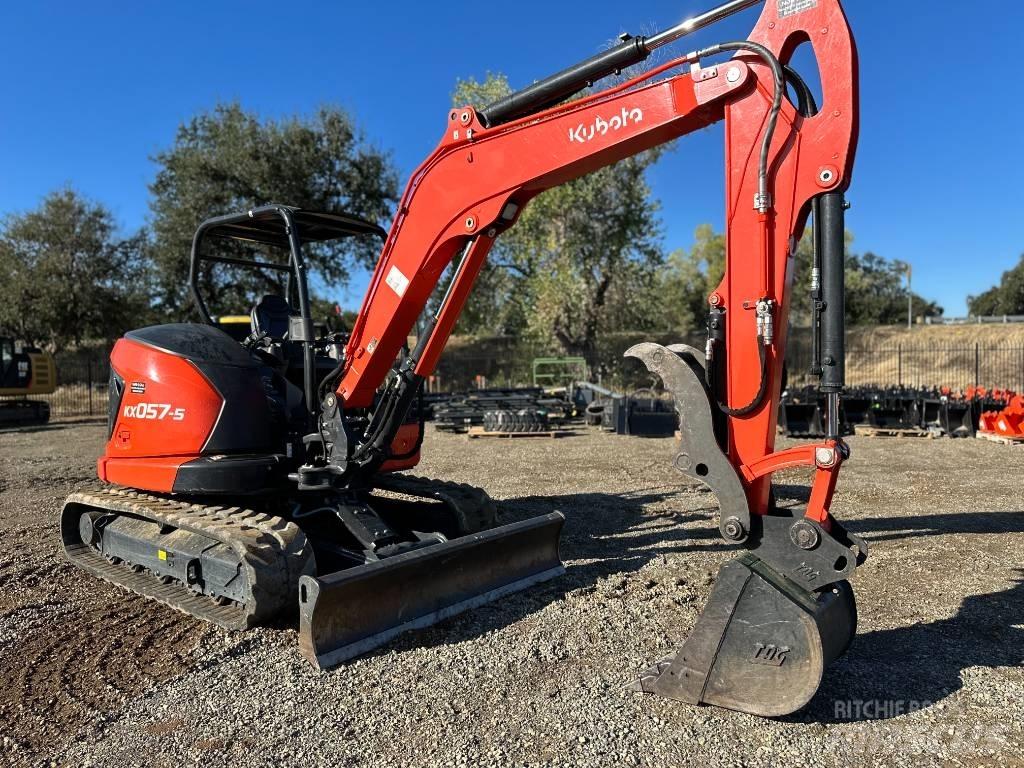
left=248, top=294, right=306, bottom=421
left=250, top=294, right=296, bottom=342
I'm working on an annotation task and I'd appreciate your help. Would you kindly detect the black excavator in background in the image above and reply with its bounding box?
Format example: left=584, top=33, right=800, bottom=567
left=1, top=337, right=56, bottom=426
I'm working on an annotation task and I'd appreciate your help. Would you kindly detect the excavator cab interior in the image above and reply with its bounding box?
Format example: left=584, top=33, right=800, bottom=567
left=188, top=205, right=387, bottom=412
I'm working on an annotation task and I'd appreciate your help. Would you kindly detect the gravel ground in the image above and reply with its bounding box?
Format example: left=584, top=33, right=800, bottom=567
left=1, top=421, right=1022, bottom=767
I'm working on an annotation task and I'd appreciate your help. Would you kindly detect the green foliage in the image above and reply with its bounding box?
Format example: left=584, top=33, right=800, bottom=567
left=451, top=73, right=512, bottom=109
left=658, top=224, right=724, bottom=336
left=447, top=73, right=665, bottom=359
left=658, top=225, right=942, bottom=332
left=0, top=189, right=152, bottom=348
left=967, top=254, right=1024, bottom=315
left=844, top=252, right=941, bottom=324
left=149, top=103, right=398, bottom=318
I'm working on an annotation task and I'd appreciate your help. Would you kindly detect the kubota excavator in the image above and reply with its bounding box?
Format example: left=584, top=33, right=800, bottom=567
left=61, top=0, right=865, bottom=717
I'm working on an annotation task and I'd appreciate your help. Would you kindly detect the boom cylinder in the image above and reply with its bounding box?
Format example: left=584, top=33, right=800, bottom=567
left=644, top=0, right=763, bottom=49
left=478, top=37, right=649, bottom=127
left=818, top=192, right=846, bottom=396
left=478, top=0, right=765, bottom=128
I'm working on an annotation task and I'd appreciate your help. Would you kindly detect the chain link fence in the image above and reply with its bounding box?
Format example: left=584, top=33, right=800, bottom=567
left=8, top=333, right=1023, bottom=421
left=787, top=337, right=1024, bottom=391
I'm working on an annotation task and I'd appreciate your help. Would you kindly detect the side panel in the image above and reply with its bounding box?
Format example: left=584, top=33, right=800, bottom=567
left=104, top=337, right=222, bottom=462
left=99, top=328, right=286, bottom=494
left=26, top=352, right=57, bottom=395
left=99, top=455, right=189, bottom=492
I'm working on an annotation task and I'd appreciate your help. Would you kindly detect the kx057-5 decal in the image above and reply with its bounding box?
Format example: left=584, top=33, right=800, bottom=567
left=123, top=403, right=186, bottom=421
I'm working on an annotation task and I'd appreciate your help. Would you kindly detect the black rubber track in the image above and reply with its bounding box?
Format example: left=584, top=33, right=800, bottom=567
left=61, top=485, right=313, bottom=630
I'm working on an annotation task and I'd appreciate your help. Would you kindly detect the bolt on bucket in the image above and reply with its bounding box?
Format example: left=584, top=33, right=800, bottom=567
left=299, top=512, right=565, bottom=668
left=633, top=552, right=856, bottom=717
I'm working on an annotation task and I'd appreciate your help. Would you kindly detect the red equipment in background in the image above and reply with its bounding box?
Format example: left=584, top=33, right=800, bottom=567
left=978, top=392, right=1024, bottom=440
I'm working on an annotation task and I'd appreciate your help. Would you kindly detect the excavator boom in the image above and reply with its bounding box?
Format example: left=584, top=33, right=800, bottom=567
left=303, top=0, right=865, bottom=715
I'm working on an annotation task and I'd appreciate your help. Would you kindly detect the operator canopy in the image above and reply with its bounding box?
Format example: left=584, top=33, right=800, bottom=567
left=202, top=206, right=387, bottom=247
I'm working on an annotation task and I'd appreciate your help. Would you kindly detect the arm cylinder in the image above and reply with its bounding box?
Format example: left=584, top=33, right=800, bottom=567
left=818, top=192, right=845, bottom=393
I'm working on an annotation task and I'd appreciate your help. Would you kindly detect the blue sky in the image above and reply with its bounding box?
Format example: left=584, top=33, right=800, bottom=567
left=2, top=1, right=1022, bottom=316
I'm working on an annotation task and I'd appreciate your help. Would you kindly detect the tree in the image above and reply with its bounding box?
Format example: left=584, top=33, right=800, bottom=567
left=447, top=74, right=665, bottom=358
left=658, top=224, right=724, bottom=336
left=149, top=103, right=399, bottom=318
left=0, top=188, right=151, bottom=348
left=659, top=225, right=942, bottom=332
left=844, top=252, right=942, bottom=324
left=968, top=255, right=1024, bottom=316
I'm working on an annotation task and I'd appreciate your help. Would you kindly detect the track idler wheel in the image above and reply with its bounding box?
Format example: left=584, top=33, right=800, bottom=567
left=634, top=553, right=857, bottom=717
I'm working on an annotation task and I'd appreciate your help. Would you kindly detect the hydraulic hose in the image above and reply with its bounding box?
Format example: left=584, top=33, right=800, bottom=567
left=700, top=42, right=784, bottom=417
left=783, top=65, right=825, bottom=377
left=714, top=339, right=770, bottom=417
left=693, top=40, right=784, bottom=212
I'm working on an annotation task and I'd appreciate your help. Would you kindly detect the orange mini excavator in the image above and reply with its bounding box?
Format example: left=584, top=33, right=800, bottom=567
left=62, top=0, right=865, bottom=716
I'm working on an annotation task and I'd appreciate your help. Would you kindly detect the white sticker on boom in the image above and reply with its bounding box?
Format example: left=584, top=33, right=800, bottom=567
left=386, top=265, right=410, bottom=297
left=777, top=0, right=817, bottom=18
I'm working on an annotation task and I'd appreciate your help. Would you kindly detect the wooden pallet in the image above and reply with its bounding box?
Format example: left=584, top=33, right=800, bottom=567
left=466, top=426, right=574, bottom=439
left=975, top=431, right=1024, bottom=446
left=853, top=424, right=930, bottom=438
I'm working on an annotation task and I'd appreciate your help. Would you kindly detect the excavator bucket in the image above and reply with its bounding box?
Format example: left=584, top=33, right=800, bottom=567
left=625, top=343, right=863, bottom=717
left=778, top=400, right=826, bottom=438
left=299, top=512, right=565, bottom=668
left=634, top=554, right=856, bottom=716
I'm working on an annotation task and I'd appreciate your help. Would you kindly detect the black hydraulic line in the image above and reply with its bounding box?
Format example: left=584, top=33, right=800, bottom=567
left=694, top=40, right=783, bottom=212
left=698, top=43, right=783, bottom=418
left=348, top=306, right=436, bottom=465
left=715, top=339, right=770, bottom=417
left=783, top=64, right=816, bottom=117
left=386, top=384, right=427, bottom=462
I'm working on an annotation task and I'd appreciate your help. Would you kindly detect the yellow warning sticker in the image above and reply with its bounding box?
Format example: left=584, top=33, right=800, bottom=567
left=158, top=549, right=168, bottom=561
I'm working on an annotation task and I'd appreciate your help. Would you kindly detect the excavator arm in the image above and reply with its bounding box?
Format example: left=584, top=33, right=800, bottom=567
left=338, top=0, right=856, bottom=511
left=323, top=0, right=866, bottom=716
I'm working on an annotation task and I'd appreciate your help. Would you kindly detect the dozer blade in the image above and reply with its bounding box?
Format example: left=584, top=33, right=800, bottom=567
left=634, top=553, right=856, bottom=717
left=299, top=512, right=565, bottom=668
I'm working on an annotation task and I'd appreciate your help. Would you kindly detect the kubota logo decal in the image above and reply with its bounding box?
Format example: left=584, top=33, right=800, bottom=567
left=123, top=403, right=186, bottom=421
left=568, top=107, right=644, bottom=143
